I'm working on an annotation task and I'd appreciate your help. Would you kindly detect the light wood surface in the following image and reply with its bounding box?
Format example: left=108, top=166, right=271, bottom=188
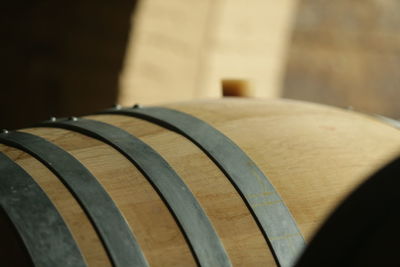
left=1, top=98, right=399, bottom=266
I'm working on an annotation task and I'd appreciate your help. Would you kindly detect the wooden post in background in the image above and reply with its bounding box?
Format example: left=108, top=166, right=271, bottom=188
left=119, top=0, right=299, bottom=104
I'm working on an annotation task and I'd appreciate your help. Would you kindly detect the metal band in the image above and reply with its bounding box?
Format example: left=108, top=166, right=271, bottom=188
left=0, top=152, right=87, bottom=267
left=102, top=106, right=306, bottom=267
left=38, top=118, right=232, bottom=267
left=0, top=131, right=148, bottom=267
left=374, top=114, right=400, bottom=129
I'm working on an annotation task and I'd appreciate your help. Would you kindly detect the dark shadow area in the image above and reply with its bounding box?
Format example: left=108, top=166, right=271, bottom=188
left=0, top=1, right=138, bottom=129
left=296, top=157, right=400, bottom=267
left=0, top=206, right=33, bottom=267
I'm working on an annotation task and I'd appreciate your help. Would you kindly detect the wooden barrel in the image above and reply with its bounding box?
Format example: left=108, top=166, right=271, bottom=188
left=0, top=98, right=399, bottom=267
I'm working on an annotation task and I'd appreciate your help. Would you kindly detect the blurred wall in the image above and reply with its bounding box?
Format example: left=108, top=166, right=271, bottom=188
left=119, top=0, right=298, bottom=104
left=3, top=0, right=400, bottom=130
left=1, top=1, right=137, bottom=129
left=119, top=0, right=215, bottom=105
left=200, top=0, right=298, bottom=99
left=282, top=0, right=400, bottom=118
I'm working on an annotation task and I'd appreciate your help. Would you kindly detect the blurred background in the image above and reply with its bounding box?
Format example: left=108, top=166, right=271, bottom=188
left=2, top=0, right=399, bottom=129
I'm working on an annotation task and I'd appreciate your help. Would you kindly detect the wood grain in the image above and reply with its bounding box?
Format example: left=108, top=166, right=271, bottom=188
left=0, top=144, right=110, bottom=266
left=0, top=98, right=399, bottom=266
left=21, top=127, right=195, bottom=267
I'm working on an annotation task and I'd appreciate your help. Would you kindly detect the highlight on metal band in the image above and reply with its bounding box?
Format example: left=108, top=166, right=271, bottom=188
left=0, top=152, right=87, bottom=267
left=38, top=117, right=232, bottom=267
left=374, top=114, right=400, bottom=129
left=0, top=131, right=148, bottom=267
left=102, top=105, right=306, bottom=267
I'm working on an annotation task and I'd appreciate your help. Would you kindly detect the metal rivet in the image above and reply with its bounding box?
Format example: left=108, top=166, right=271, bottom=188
left=1, top=129, right=9, bottom=134
left=50, top=117, right=57, bottom=122
left=69, top=116, right=78, bottom=121
left=132, top=104, right=141, bottom=109
left=113, top=104, right=122, bottom=110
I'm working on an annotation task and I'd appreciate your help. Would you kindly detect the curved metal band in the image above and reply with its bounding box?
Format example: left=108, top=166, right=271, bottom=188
left=38, top=118, right=232, bottom=267
left=0, top=152, right=87, bottom=267
left=0, top=131, right=148, bottom=267
left=102, top=106, right=306, bottom=267
left=374, top=114, right=400, bottom=129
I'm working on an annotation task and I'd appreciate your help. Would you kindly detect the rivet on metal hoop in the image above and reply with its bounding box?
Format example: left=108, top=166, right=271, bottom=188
left=49, top=117, right=57, bottom=122
left=113, top=104, right=122, bottom=110
left=132, top=104, right=141, bottom=109
left=69, top=117, right=78, bottom=122
left=1, top=129, right=9, bottom=134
